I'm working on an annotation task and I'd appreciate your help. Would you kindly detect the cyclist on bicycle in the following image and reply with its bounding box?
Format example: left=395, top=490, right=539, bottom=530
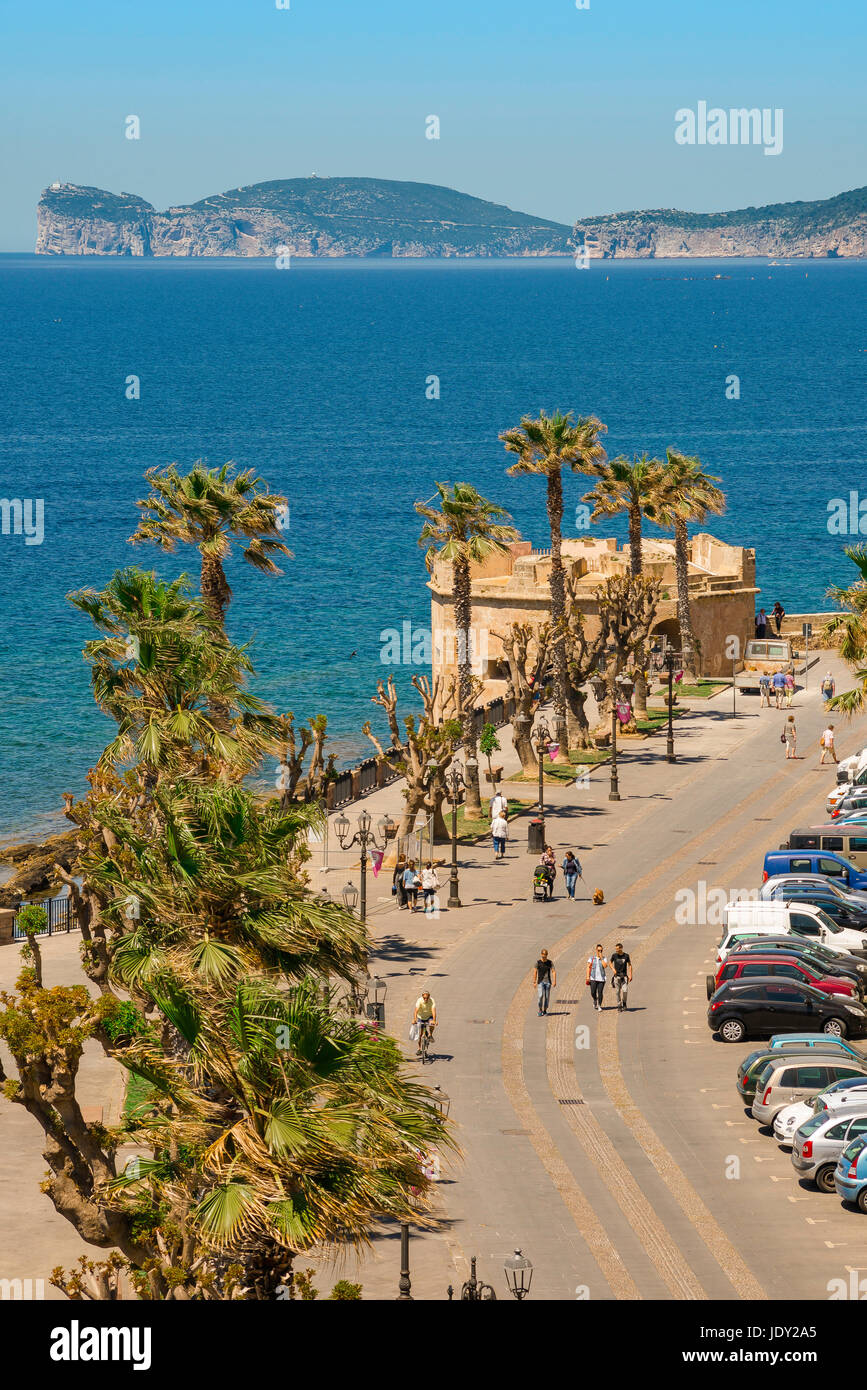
left=413, top=991, right=437, bottom=1056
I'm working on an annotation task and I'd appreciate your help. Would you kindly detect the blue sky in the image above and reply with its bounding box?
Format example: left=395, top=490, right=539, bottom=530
left=1, top=0, right=865, bottom=249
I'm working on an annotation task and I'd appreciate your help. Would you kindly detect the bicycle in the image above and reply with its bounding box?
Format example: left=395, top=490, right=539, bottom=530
left=417, top=1017, right=435, bottom=1063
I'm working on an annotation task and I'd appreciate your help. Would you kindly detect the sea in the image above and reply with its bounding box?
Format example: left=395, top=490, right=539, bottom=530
left=0, top=253, right=865, bottom=843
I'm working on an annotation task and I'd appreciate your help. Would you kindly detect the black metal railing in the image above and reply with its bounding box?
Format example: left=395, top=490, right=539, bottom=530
left=12, top=894, right=74, bottom=940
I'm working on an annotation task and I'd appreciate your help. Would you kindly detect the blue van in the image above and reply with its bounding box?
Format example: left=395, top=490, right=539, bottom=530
left=763, top=850, right=867, bottom=893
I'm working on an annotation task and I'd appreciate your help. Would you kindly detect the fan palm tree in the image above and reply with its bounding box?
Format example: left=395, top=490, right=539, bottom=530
left=500, top=411, right=607, bottom=758
left=416, top=483, right=519, bottom=815
left=582, top=454, right=667, bottom=717
left=823, top=545, right=867, bottom=715
left=130, top=461, right=291, bottom=629
left=655, top=450, right=726, bottom=678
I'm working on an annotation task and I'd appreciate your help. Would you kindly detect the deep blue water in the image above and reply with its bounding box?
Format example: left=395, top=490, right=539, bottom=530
left=0, top=254, right=865, bottom=840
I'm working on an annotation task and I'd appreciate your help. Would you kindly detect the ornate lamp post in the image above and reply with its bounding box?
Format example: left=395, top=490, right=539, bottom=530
left=398, top=1085, right=450, bottom=1302
left=503, top=1249, right=534, bottom=1301
left=366, top=975, right=387, bottom=1026
left=443, top=763, right=467, bottom=908
left=334, top=809, right=395, bottom=924
left=662, top=649, right=680, bottom=763
left=589, top=666, right=633, bottom=802
left=532, top=715, right=553, bottom=835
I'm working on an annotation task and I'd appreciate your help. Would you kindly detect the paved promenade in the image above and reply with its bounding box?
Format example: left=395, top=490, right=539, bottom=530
left=3, top=659, right=864, bottom=1302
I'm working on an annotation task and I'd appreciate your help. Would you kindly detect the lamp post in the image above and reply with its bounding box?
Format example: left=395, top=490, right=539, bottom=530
left=398, top=1085, right=450, bottom=1303
left=590, top=665, right=633, bottom=802
left=424, top=758, right=439, bottom=867
left=444, top=763, right=466, bottom=909
left=334, top=809, right=395, bottom=924
left=533, top=716, right=552, bottom=836
left=662, top=650, right=680, bottom=763
left=503, top=1249, right=534, bottom=1301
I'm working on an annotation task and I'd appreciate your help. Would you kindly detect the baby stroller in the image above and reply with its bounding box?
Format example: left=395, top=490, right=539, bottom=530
left=532, top=866, right=550, bottom=903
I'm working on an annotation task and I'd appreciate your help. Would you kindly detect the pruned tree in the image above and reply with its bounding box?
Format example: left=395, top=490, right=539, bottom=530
left=563, top=604, right=609, bottom=750
left=591, top=574, right=662, bottom=734
left=363, top=673, right=462, bottom=839
left=492, top=621, right=552, bottom=777
left=275, top=712, right=337, bottom=806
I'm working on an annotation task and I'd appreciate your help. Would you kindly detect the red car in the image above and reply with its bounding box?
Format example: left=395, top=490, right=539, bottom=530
left=707, top=953, right=857, bottom=1001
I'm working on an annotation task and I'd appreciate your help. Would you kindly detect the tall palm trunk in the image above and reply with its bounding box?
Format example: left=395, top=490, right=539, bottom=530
left=201, top=554, right=230, bottom=631
left=545, top=470, right=570, bottom=762
left=627, top=502, right=649, bottom=719
left=673, top=517, right=698, bottom=676
left=453, top=556, right=482, bottom=816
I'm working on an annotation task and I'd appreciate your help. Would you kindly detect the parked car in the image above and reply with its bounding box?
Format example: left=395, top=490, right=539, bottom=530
left=784, top=826, right=867, bottom=869
left=763, top=850, right=867, bottom=893
left=792, top=1109, right=867, bottom=1192
left=708, top=953, right=857, bottom=1001
left=716, top=901, right=867, bottom=963
left=752, top=1055, right=867, bottom=1124
left=833, top=1133, right=867, bottom=1211
left=831, top=793, right=867, bottom=820
left=760, top=874, right=867, bottom=906
left=708, top=979, right=867, bottom=1043
left=736, top=1043, right=862, bottom=1103
left=759, top=883, right=867, bottom=933
left=775, top=1077, right=867, bottom=1146
left=729, top=935, right=867, bottom=989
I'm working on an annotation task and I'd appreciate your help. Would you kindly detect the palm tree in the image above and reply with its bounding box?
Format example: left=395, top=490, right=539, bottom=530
left=582, top=454, right=666, bottom=717
left=500, top=411, right=607, bottom=758
left=655, top=450, right=726, bottom=678
left=416, top=483, right=519, bottom=816
left=130, top=461, right=291, bottom=629
left=823, top=545, right=867, bottom=715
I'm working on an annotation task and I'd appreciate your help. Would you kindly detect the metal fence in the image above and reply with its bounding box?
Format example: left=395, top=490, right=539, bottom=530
left=12, top=894, right=74, bottom=940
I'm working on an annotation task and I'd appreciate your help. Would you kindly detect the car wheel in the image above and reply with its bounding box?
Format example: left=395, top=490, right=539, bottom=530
left=823, top=1017, right=848, bottom=1038
left=858, top=1187, right=867, bottom=1215
left=706, top=975, right=716, bottom=1000
left=816, top=1164, right=837, bottom=1194
left=720, top=1017, right=746, bottom=1043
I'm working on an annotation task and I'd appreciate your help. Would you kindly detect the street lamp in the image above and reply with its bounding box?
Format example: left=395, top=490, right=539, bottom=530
left=590, top=663, right=631, bottom=803
left=334, top=810, right=395, bottom=923
left=533, top=715, right=553, bottom=835
left=449, top=1256, right=497, bottom=1301
left=366, top=975, right=387, bottom=1026
left=424, top=759, right=439, bottom=867
left=503, top=1249, right=534, bottom=1301
left=662, top=650, right=681, bottom=763
left=443, top=763, right=466, bottom=908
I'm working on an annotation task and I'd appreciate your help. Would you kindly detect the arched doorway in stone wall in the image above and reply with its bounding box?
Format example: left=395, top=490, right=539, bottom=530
left=649, top=618, right=682, bottom=677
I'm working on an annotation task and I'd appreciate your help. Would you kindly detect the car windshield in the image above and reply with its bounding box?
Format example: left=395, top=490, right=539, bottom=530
left=811, top=907, right=844, bottom=934
left=757, top=1062, right=775, bottom=1088
left=798, top=1113, right=827, bottom=1137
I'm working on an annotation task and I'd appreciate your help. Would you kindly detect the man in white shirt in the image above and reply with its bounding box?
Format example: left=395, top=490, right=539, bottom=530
left=491, top=813, right=508, bottom=859
left=820, top=725, right=838, bottom=764
left=490, top=789, right=508, bottom=820
left=585, top=944, right=609, bottom=1012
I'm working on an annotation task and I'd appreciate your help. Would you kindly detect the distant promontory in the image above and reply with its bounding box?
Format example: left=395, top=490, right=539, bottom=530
left=34, top=178, right=573, bottom=258
left=34, top=178, right=867, bottom=259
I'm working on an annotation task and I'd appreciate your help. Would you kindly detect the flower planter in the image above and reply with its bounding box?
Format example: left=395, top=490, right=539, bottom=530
left=484, top=766, right=504, bottom=783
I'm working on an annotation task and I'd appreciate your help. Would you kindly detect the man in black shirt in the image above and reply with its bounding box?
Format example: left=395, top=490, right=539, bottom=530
left=610, top=942, right=633, bottom=1012
left=533, top=950, right=556, bottom=1016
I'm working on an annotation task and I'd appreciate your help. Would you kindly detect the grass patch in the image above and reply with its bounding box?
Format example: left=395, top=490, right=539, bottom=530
left=636, top=708, right=688, bottom=733
left=124, top=1070, right=157, bottom=1119
left=454, top=798, right=535, bottom=842
left=651, top=681, right=725, bottom=699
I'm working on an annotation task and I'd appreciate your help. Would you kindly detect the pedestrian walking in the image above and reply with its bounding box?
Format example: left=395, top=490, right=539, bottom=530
left=784, top=671, right=795, bottom=707
left=490, top=789, right=508, bottom=821
left=402, top=859, right=421, bottom=911
left=759, top=671, right=772, bottom=708
left=562, top=850, right=582, bottom=899
left=772, top=668, right=786, bottom=709
left=820, top=725, right=838, bottom=765
left=541, top=845, right=557, bottom=900
left=610, top=941, right=633, bottom=1012
left=784, top=715, right=797, bottom=759
left=586, top=943, right=609, bottom=1012
left=491, top=812, right=509, bottom=860
left=821, top=672, right=836, bottom=707
left=421, top=864, right=440, bottom=913
left=772, top=601, right=785, bottom=636
left=533, top=949, right=556, bottom=1016
left=393, top=855, right=408, bottom=909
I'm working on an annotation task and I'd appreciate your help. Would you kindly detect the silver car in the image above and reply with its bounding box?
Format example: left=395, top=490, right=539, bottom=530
left=752, top=1056, right=867, bottom=1125
left=773, top=1075, right=867, bottom=1145
left=791, top=1108, right=867, bottom=1191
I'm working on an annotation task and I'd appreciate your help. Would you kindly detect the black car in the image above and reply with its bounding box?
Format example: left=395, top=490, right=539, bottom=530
left=708, top=979, right=867, bottom=1044
left=727, top=935, right=867, bottom=992
left=764, top=884, right=867, bottom=932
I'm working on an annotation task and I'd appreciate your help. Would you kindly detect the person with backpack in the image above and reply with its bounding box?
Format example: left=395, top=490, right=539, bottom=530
left=821, top=672, right=835, bottom=707
left=610, top=942, right=633, bottom=1012
left=561, top=851, right=582, bottom=899
left=421, top=864, right=440, bottom=913
left=759, top=671, right=771, bottom=708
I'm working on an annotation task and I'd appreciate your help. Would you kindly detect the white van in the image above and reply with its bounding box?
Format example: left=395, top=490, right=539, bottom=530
left=716, top=900, right=867, bottom=964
